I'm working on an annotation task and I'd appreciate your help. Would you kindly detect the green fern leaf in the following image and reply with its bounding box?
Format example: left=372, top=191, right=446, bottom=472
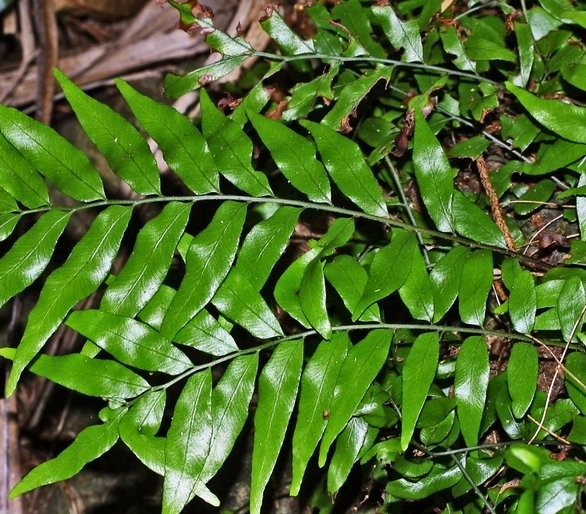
left=251, top=341, right=303, bottom=514
left=248, top=111, right=331, bottom=203
left=29, top=353, right=150, bottom=398
left=6, top=206, right=132, bottom=395
left=160, top=201, right=246, bottom=339
left=119, top=390, right=167, bottom=475
left=291, top=334, right=349, bottom=495
left=0, top=132, right=49, bottom=207
left=212, top=268, right=284, bottom=339
left=101, top=201, right=191, bottom=317
left=163, top=370, right=218, bottom=513
left=200, top=89, right=273, bottom=196
left=301, top=120, right=388, bottom=217
left=319, top=330, right=391, bottom=465
left=10, top=410, right=124, bottom=498
left=0, top=213, right=18, bottom=241
left=0, top=210, right=71, bottom=308
left=55, top=70, right=161, bottom=195
left=200, top=354, right=258, bottom=481
left=117, top=80, right=220, bottom=194
left=174, top=309, right=239, bottom=356
left=0, top=104, right=105, bottom=202
left=66, top=309, right=192, bottom=375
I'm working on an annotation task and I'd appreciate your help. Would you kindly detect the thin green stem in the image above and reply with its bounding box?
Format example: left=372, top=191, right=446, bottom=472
left=451, top=454, right=497, bottom=514
left=18, top=193, right=550, bottom=270
left=153, top=321, right=544, bottom=394
left=383, top=156, right=431, bottom=266
left=252, top=51, right=500, bottom=87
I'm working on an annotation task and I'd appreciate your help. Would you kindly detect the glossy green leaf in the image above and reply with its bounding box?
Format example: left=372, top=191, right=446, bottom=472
left=0, top=104, right=104, bottom=202
left=29, top=354, right=150, bottom=398
left=321, top=66, right=393, bottom=131
left=201, top=17, right=255, bottom=56
left=331, top=0, right=385, bottom=57
left=557, top=276, right=586, bottom=342
left=251, top=341, right=303, bottom=514
left=117, top=80, right=220, bottom=194
left=420, top=410, right=458, bottom=448
left=508, top=343, right=538, bottom=419
left=122, top=389, right=166, bottom=436
left=514, top=180, right=556, bottom=215
left=174, top=309, right=239, bottom=356
left=315, top=217, right=356, bottom=253
left=399, top=242, right=435, bottom=322
left=452, top=191, right=507, bottom=248
left=300, top=120, right=388, bottom=217
left=121, top=432, right=166, bottom=476
left=327, top=417, right=377, bottom=493
left=440, top=25, right=476, bottom=72
left=401, top=332, right=439, bottom=450
left=101, top=201, right=191, bottom=317
left=0, top=187, right=18, bottom=213
left=506, top=81, right=586, bottom=144
left=282, top=64, right=339, bottom=122
left=138, top=284, right=175, bottom=330
left=261, top=9, right=315, bottom=68
left=160, top=201, right=246, bottom=339
left=231, top=67, right=278, bottom=124
left=536, top=460, right=586, bottom=514
left=163, top=370, right=219, bottom=513
left=354, top=230, right=416, bottom=318
left=371, top=4, right=423, bottom=62
left=320, top=330, right=392, bottom=464
left=430, top=246, right=470, bottom=322
left=458, top=250, right=493, bottom=327
left=518, top=138, right=586, bottom=176
left=10, top=414, right=122, bottom=498
left=119, top=391, right=167, bottom=475
left=200, top=89, right=272, bottom=196
left=274, top=218, right=354, bottom=328
left=564, top=352, right=586, bottom=415
left=299, top=259, right=331, bottom=339
left=7, top=205, right=132, bottom=395
left=0, top=133, right=49, bottom=208
left=248, top=111, right=331, bottom=203
left=464, top=35, right=516, bottom=63
left=413, top=110, right=454, bottom=231
left=66, top=310, right=192, bottom=375
left=561, top=60, right=586, bottom=93
left=451, top=450, right=504, bottom=497
left=509, top=270, right=537, bottom=333
left=291, top=335, right=349, bottom=495
left=455, top=336, right=489, bottom=446
left=0, top=210, right=70, bottom=309
left=200, top=354, right=258, bottom=482
left=55, top=70, right=160, bottom=195
left=500, top=113, right=539, bottom=152
left=325, top=255, right=380, bottom=322
left=235, top=206, right=301, bottom=290
left=447, top=136, right=491, bottom=159
left=0, top=213, right=18, bottom=241
left=386, top=463, right=462, bottom=500
left=513, top=22, right=535, bottom=87
left=212, top=267, right=284, bottom=339
left=165, top=55, right=248, bottom=97
left=418, top=397, right=456, bottom=429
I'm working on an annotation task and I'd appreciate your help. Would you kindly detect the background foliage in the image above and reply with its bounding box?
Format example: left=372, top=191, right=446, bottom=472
left=3, top=0, right=586, bottom=512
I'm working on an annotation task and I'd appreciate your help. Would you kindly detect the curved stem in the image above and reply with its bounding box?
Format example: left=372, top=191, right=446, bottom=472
left=19, top=193, right=550, bottom=270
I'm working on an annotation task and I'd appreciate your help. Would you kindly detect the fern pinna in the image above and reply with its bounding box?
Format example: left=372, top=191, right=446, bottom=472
left=3, top=2, right=586, bottom=514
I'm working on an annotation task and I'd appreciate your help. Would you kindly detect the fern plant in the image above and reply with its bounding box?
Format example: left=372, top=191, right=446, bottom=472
left=3, top=1, right=586, bottom=513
